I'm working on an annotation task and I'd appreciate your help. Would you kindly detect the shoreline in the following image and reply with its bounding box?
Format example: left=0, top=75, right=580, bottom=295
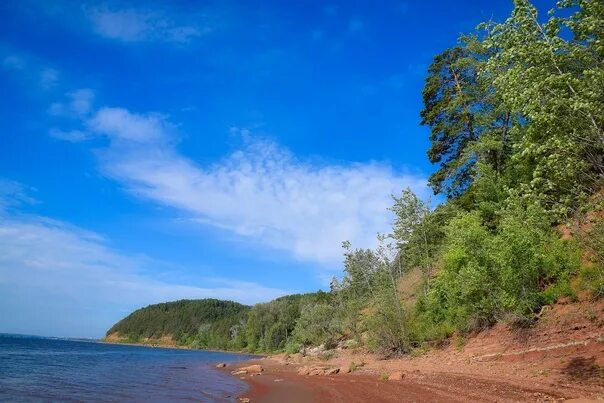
left=99, top=340, right=264, bottom=357
left=225, top=352, right=603, bottom=403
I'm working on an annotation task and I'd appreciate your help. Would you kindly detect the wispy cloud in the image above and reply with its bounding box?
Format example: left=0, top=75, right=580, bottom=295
left=49, top=88, right=94, bottom=117
left=0, top=178, right=37, bottom=209
left=2, top=55, right=25, bottom=70
left=85, top=6, right=208, bottom=43
left=55, top=105, right=429, bottom=266
left=1, top=51, right=60, bottom=91
left=40, top=68, right=59, bottom=89
left=0, top=182, right=289, bottom=338
left=49, top=129, right=92, bottom=143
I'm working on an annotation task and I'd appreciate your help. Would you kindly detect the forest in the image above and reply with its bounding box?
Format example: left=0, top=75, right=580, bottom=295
left=106, top=0, right=603, bottom=356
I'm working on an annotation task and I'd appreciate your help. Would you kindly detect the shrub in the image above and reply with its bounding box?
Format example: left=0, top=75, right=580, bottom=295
left=578, top=218, right=604, bottom=299
left=364, top=296, right=409, bottom=355
left=290, top=303, right=341, bottom=347
left=420, top=201, right=580, bottom=335
left=578, top=266, right=604, bottom=300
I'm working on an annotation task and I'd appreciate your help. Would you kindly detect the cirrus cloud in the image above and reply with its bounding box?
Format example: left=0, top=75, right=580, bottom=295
left=72, top=106, right=429, bottom=266
left=86, top=6, right=209, bottom=43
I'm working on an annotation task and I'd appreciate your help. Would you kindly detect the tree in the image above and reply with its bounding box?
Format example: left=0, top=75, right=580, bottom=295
left=389, top=188, right=439, bottom=291
left=340, top=242, right=380, bottom=301
left=421, top=38, right=513, bottom=198
left=482, top=0, right=604, bottom=216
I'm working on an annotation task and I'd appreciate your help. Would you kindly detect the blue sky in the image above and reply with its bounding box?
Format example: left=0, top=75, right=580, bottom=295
left=0, top=0, right=553, bottom=338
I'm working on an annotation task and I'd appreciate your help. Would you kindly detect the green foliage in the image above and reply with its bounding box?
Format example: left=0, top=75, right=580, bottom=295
left=540, top=278, right=576, bottom=306
left=107, top=293, right=329, bottom=353
left=420, top=37, right=513, bottom=198
left=106, top=299, right=249, bottom=349
left=578, top=218, right=604, bottom=299
left=578, top=266, right=604, bottom=300
left=363, top=260, right=409, bottom=356
left=453, top=334, right=466, bottom=351
left=390, top=188, right=440, bottom=286
left=243, top=292, right=328, bottom=352
left=481, top=0, right=604, bottom=216
left=290, top=302, right=341, bottom=348
left=581, top=218, right=604, bottom=267
left=420, top=45, right=480, bottom=197
left=421, top=201, right=580, bottom=333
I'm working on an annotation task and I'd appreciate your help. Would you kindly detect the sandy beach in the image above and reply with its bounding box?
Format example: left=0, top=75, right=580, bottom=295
left=226, top=353, right=602, bottom=402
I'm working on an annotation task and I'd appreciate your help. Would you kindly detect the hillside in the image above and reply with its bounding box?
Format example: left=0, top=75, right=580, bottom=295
left=105, top=292, right=330, bottom=351
left=105, top=299, right=249, bottom=348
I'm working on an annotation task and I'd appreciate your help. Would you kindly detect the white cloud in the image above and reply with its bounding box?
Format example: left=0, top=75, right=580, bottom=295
left=69, top=88, right=94, bottom=115
left=86, top=7, right=206, bottom=43
left=0, top=178, right=37, bottom=209
left=1, top=52, right=59, bottom=90
left=74, top=107, right=429, bottom=266
left=49, top=128, right=91, bottom=142
left=0, top=188, right=288, bottom=338
left=88, top=107, right=167, bottom=142
left=49, top=88, right=94, bottom=117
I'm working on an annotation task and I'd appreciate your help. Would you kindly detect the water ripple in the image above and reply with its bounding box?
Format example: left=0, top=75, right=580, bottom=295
left=0, top=334, right=254, bottom=402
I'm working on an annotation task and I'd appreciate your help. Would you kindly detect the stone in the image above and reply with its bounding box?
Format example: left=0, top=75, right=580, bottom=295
left=215, top=363, right=226, bottom=368
left=308, top=367, right=325, bottom=376
left=297, top=366, right=310, bottom=375
left=306, top=344, right=326, bottom=356
left=240, top=364, right=263, bottom=373
left=388, top=371, right=404, bottom=381
left=325, top=367, right=340, bottom=375
left=339, top=365, right=351, bottom=374
left=231, top=370, right=247, bottom=375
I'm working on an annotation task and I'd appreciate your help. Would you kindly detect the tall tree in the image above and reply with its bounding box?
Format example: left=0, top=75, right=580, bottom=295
left=421, top=38, right=513, bottom=198
left=421, top=46, right=478, bottom=197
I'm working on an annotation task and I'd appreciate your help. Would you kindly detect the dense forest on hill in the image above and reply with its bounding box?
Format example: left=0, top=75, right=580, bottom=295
left=106, top=299, right=249, bottom=347
left=107, top=0, right=603, bottom=355
left=106, top=293, right=332, bottom=351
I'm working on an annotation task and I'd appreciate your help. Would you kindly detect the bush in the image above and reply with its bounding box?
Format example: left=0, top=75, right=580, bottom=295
left=578, top=266, right=604, bottom=300
left=364, top=269, right=410, bottom=356
left=578, top=218, right=604, bottom=299
left=290, top=303, right=341, bottom=347
left=421, top=200, right=580, bottom=335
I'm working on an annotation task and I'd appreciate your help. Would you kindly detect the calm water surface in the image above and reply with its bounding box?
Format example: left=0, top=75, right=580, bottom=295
left=0, top=334, right=255, bottom=402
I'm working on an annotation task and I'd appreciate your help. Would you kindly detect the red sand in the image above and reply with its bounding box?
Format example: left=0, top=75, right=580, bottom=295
left=229, top=356, right=581, bottom=402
